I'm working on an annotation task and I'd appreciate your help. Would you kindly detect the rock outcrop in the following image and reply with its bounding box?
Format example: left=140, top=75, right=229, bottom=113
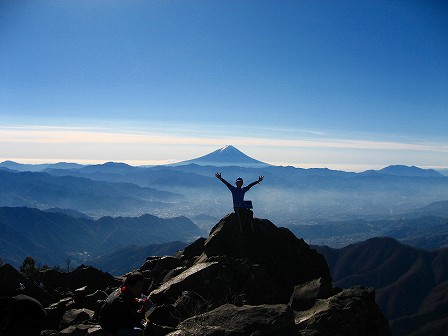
left=0, top=212, right=391, bottom=335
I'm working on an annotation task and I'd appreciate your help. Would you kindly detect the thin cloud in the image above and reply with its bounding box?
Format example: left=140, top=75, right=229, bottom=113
left=1, top=125, right=447, bottom=153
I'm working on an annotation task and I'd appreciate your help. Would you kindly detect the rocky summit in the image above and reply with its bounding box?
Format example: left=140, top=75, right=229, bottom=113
left=0, top=211, right=390, bottom=335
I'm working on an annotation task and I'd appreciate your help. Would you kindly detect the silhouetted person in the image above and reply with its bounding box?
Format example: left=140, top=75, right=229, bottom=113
left=100, top=272, right=150, bottom=336
left=215, top=173, right=264, bottom=210
left=0, top=294, right=47, bottom=336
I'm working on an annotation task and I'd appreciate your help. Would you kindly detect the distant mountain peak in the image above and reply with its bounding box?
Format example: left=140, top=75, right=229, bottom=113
left=174, top=145, right=270, bottom=168
left=220, top=144, right=235, bottom=152
left=380, top=165, right=443, bottom=177
left=0, top=160, right=83, bottom=172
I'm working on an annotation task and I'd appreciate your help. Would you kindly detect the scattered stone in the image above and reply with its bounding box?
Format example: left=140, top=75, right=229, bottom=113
left=2, top=214, right=390, bottom=336
left=60, top=308, right=95, bottom=329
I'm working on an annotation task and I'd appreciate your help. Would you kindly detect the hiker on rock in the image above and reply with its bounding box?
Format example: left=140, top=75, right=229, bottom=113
left=215, top=173, right=264, bottom=210
left=100, top=272, right=151, bottom=336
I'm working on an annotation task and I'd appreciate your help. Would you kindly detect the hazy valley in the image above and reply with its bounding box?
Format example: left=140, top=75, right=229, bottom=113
left=1, top=146, right=448, bottom=335
left=2, top=146, right=448, bottom=224
left=1, top=146, right=447, bottom=252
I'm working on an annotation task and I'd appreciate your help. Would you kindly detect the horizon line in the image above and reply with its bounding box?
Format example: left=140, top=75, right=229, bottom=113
left=1, top=157, right=447, bottom=174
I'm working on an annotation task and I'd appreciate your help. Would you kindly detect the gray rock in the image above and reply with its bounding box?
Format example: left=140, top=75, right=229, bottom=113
left=177, top=303, right=295, bottom=336
left=140, top=256, right=182, bottom=273
left=295, top=286, right=390, bottom=336
left=67, top=265, right=116, bottom=291
left=289, top=277, right=339, bottom=311
left=59, top=324, right=90, bottom=336
left=85, top=290, right=107, bottom=311
left=150, top=256, right=280, bottom=308
left=60, top=308, right=95, bottom=329
left=161, top=266, right=188, bottom=284
left=197, top=214, right=332, bottom=302
left=149, top=262, right=220, bottom=304
left=86, top=325, right=108, bottom=335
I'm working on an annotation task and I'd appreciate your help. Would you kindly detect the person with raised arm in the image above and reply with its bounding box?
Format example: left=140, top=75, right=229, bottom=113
left=215, top=173, right=264, bottom=210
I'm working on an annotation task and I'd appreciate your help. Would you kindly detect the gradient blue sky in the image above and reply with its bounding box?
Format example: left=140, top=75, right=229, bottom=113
left=1, top=0, right=447, bottom=171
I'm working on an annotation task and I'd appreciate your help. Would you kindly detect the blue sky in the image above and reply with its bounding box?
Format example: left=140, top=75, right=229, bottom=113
left=1, top=0, right=447, bottom=171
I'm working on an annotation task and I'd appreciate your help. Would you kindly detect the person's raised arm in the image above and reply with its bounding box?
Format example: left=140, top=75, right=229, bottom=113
left=215, top=172, right=233, bottom=189
left=245, top=175, right=264, bottom=190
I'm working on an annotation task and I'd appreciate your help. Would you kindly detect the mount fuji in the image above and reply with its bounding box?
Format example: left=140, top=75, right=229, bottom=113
left=174, top=145, right=270, bottom=168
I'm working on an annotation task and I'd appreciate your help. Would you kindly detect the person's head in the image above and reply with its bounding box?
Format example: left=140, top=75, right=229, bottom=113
left=235, top=177, right=243, bottom=188
left=123, top=272, right=145, bottom=296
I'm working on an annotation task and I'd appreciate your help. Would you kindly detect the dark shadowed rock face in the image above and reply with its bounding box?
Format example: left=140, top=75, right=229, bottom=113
left=0, top=263, right=52, bottom=306
left=198, top=212, right=332, bottom=297
left=66, top=265, right=117, bottom=292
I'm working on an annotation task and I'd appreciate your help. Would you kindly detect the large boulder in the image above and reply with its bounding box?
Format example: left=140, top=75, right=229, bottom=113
left=295, top=286, right=390, bottom=336
left=150, top=261, right=221, bottom=304
left=67, top=265, right=116, bottom=291
left=289, top=277, right=339, bottom=311
left=39, top=268, right=68, bottom=290
left=179, top=237, right=206, bottom=262
left=140, top=256, right=183, bottom=287
left=150, top=256, right=281, bottom=307
left=60, top=308, right=95, bottom=329
left=45, top=297, right=77, bottom=330
left=195, top=213, right=332, bottom=301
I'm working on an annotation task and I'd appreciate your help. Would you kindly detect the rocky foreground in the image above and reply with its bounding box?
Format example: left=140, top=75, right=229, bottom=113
left=0, top=211, right=390, bottom=335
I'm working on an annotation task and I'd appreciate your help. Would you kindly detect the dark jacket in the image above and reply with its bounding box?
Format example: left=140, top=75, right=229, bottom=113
left=99, top=287, right=144, bottom=333
left=219, top=178, right=259, bottom=202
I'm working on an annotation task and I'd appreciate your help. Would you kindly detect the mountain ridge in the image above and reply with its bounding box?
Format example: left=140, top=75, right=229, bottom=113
left=0, top=206, right=204, bottom=267
left=362, top=165, right=443, bottom=178
left=0, top=169, right=180, bottom=217
left=0, top=145, right=443, bottom=176
left=314, top=237, right=448, bottom=336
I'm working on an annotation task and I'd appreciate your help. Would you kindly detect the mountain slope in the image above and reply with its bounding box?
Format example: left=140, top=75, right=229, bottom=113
left=0, top=207, right=204, bottom=268
left=314, top=237, right=448, bottom=336
left=0, top=170, right=179, bottom=216
left=379, top=165, right=443, bottom=177
left=291, top=214, right=448, bottom=250
left=406, top=200, right=448, bottom=219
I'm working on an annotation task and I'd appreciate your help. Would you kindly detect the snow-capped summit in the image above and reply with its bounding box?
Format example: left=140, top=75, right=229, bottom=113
left=175, top=145, right=270, bottom=168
